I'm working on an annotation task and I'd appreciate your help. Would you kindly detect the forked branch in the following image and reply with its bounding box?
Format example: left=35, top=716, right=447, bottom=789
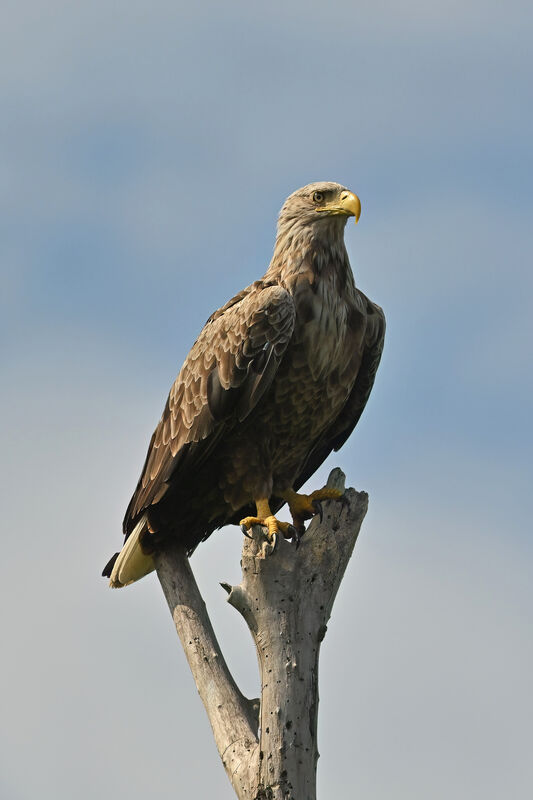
left=155, top=469, right=368, bottom=799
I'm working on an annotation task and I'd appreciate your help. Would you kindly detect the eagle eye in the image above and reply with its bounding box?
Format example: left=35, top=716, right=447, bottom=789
left=312, top=191, right=324, bottom=203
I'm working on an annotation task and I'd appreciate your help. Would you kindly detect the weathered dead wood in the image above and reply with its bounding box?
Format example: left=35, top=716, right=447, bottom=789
left=155, top=469, right=368, bottom=799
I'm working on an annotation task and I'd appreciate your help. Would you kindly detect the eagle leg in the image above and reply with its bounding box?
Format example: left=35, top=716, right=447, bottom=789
left=240, top=498, right=296, bottom=550
left=281, top=486, right=344, bottom=530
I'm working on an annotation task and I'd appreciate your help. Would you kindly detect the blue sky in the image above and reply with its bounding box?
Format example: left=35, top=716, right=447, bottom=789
left=1, top=2, right=532, bottom=798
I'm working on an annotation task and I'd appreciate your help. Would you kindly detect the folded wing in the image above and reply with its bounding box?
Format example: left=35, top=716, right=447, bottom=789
left=123, top=282, right=296, bottom=537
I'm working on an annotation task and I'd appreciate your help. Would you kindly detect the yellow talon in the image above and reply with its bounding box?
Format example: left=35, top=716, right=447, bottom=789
left=240, top=514, right=293, bottom=540
left=238, top=487, right=343, bottom=548
left=281, top=486, right=344, bottom=526
left=239, top=497, right=295, bottom=547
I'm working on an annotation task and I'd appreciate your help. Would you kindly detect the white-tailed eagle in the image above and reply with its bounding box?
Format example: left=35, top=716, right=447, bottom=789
left=103, top=182, right=385, bottom=587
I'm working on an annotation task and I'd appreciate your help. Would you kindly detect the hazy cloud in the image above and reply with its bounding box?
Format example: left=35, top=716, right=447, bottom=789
left=2, top=1, right=532, bottom=797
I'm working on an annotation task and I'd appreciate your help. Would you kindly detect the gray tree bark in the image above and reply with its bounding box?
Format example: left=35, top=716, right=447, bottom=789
left=154, top=469, right=368, bottom=800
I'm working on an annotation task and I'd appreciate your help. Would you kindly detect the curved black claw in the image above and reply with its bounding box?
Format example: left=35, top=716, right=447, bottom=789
left=241, top=524, right=253, bottom=539
left=312, top=499, right=323, bottom=523
left=287, top=524, right=300, bottom=548
left=270, top=532, right=278, bottom=552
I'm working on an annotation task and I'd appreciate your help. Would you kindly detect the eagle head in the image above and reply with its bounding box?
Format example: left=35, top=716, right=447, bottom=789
left=278, top=182, right=361, bottom=232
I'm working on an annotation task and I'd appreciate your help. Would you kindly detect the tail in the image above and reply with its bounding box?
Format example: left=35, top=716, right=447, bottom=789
left=102, top=517, right=155, bottom=588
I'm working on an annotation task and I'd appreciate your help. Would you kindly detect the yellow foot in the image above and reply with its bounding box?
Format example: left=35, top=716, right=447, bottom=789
left=239, top=515, right=296, bottom=549
left=282, top=486, right=344, bottom=529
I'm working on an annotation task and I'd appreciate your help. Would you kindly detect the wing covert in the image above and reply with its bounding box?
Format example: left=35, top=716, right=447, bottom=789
left=123, top=283, right=295, bottom=534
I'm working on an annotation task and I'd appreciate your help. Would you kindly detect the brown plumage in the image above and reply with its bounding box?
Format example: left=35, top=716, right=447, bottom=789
left=103, top=182, right=385, bottom=587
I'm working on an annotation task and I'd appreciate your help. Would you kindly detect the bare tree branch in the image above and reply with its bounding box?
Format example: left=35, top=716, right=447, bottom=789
left=155, top=547, right=260, bottom=797
left=155, top=469, right=368, bottom=799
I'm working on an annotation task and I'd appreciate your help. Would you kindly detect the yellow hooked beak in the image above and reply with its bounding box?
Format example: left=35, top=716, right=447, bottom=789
left=316, top=190, right=361, bottom=223
left=338, top=190, right=361, bottom=223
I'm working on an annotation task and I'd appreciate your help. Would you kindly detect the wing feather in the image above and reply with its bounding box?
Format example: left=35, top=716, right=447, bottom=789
left=123, top=282, right=295, bottom=535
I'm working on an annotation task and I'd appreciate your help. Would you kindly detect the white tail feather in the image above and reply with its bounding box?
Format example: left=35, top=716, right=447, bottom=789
left=109, top=517, right=155, bottom=588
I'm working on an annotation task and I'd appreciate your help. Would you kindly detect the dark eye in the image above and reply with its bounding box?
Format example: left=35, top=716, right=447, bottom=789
left=312, top=191, right=324, bottom=203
